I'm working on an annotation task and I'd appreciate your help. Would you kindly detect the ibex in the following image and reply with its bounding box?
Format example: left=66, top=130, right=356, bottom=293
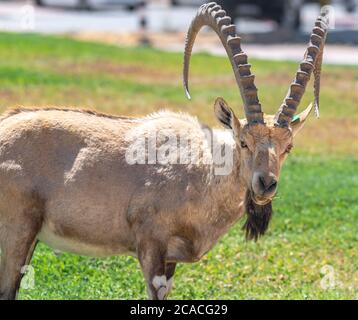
left=0, top=2, right=328, bottom=300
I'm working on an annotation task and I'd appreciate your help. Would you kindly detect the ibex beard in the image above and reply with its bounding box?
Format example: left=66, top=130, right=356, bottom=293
left=244, top=189, right=273, bottom=241
left=0, top=2, right=328, bottom=300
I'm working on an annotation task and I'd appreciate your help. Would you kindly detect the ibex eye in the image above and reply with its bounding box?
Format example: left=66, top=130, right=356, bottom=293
left=240, top=141, right=248, bottom=148
left=286, top=144, right=293, bottom=153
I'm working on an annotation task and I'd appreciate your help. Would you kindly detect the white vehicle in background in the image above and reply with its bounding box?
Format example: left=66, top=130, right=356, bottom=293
left=171, top=0, right=204, bottom=5
left=170, top=0, right=358, bottom=31
left=34, top=0, right=145, bottom=10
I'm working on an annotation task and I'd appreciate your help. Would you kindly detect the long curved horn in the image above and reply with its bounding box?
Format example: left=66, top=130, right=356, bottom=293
left=183, top=2, right=264, bottom=125
left=275, top=14, right=329, bottom=127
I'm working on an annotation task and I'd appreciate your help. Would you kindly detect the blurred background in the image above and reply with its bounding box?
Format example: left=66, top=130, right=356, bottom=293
left=1, top=0, right=358, bottom=62
left=0, top=0, right=356, bottom=300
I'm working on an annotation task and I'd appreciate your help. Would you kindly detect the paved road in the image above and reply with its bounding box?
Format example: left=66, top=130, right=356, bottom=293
left=160, top=42, right=358, bottom=66
left=1, top=1, right=358, bottom=65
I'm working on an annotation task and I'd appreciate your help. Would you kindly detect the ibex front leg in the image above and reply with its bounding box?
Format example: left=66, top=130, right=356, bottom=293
left=137, top=237, right=172, bottom=300
left=165, top=262, right=176, bottom=296
left=0, top=191, right=44, bottom=300
left=0, top=237, right=38, bottom=300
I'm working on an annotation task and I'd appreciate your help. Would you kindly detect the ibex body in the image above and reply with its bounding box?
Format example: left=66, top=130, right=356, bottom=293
left=0, top=108, right=244, bottom=299
left=0, top=2, right=328, bottom=300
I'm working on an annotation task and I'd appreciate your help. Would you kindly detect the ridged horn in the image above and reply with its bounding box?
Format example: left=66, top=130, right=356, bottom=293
left=183, top=2, right=264, bottom=125
left=275, top=14, right=329, bottom=127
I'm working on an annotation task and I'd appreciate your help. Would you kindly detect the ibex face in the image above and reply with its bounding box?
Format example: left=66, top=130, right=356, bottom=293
left=239, top=122, right=286, bottom=205
left=214, top=98, right=312, bottom=206
left=183, top=1, right=328, bottom=207
left=212, top=102, right=314, bottom=242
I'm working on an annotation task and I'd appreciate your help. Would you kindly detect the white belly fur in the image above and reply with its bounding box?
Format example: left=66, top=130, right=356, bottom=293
left=37, top=223, right=130, bottom=258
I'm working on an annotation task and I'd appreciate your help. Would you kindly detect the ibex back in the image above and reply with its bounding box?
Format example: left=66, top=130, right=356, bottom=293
left=0, top=2, right=328, bottom=300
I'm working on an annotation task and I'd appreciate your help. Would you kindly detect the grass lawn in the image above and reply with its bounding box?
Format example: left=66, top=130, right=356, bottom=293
left=0, top=33, right=356, bottom=300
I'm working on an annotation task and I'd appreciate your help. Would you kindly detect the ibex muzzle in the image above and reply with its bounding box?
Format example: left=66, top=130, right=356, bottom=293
left=0, top=2, right=328, bottom=300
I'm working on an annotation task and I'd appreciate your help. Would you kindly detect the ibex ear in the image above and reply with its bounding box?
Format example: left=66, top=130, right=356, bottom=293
left=214, top=97, right=240, bottom=137
left=291, top=103, right=314, bottom=137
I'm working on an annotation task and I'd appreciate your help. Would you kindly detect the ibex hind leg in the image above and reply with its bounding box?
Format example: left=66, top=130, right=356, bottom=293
left=0, top=191, right=44, bottom=300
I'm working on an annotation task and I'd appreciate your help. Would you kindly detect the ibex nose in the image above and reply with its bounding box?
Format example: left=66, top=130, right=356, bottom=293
left=254, top=173, right=278, bottom=196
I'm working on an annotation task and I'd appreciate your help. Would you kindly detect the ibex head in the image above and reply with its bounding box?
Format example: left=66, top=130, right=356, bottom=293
left=183, top=2, right=328, bottom=213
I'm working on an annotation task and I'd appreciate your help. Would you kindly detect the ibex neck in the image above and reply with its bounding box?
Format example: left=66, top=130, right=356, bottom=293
left=205, top=128, right=246, bottom=225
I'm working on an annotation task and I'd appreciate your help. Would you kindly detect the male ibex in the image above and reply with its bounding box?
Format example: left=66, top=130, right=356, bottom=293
left=0, top=2, right=328, bottom=300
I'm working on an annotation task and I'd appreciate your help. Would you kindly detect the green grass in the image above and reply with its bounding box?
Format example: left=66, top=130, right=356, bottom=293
left=0, top=33, right=356, bottom=154
left=0, top=32, right=356, bottom=299
left=0, top=32, right=357, bottom=118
